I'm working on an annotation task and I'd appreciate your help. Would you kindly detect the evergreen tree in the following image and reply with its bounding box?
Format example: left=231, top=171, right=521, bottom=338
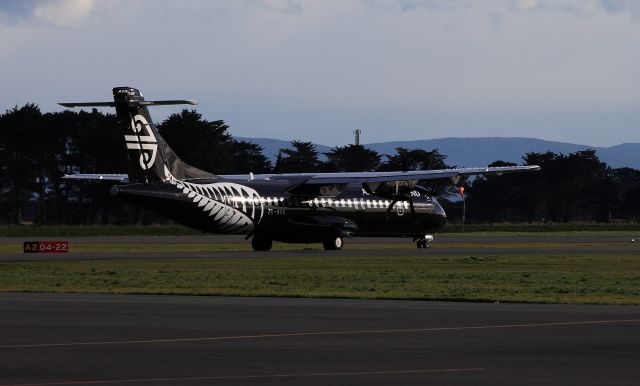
left=157, top=109, right=235, bottom=173
left=468, top=150, right=613, bottom=223
left=378, top=147, right=449, bottom=171
left=466, top=160, right=526, bottom=223
left=157, top=109, right=271, bottom=174
left=0, top=104, right=42, bottom=223
left=60, top=109, right=129, bottom=224
left=231, top=140, right=272, bottom=173
left=278, top=140, right=321, bottom=172
left=614, top=168, right=640, bottom=221
left=324, top=144, right=380, bottom=172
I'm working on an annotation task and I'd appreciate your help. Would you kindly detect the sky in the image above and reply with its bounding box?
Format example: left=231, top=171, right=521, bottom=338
left=0, top=0, right=639, bottom=147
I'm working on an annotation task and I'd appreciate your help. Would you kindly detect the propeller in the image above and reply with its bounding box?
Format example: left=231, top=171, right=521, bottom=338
left=386, top=148, right=416, bottom=218
left=384, top=148, right=438, bottom=225
left=384, top=182, right=437, bottom=223
left=385, top=182, right=418, bottom=219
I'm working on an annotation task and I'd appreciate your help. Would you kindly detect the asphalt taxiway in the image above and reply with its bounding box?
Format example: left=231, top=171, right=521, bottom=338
left=1, top=293, right=639, bottom=385
left=0, top=234, right=638, bottom=261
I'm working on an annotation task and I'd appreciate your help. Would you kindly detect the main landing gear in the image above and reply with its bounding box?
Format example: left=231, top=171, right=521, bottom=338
left=251, top=234, right=272, bottom=251
left=251, top=234, right=345, bottom=251
left=323, top=235, right=344, bottom=251
left=416, top=235, right=434, bottom=249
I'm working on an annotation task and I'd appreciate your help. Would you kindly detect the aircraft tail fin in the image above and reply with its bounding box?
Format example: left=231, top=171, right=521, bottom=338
left=61, top=87, right=215, bottom=184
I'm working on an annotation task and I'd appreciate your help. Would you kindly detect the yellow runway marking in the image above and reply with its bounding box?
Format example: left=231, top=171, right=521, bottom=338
left=1, top=319, right=639, bottom=349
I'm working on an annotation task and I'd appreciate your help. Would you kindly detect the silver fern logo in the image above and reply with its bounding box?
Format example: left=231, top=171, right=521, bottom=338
left=124, top=114, right=158, bottom=170
left=164, top=166, right=264, bottom=234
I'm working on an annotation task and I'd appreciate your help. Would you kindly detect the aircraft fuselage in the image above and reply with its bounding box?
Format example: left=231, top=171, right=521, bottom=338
left=114, top=178, right=446, bottom=243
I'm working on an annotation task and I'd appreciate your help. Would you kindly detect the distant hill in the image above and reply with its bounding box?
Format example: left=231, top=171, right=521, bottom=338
left=237, top=136, right=640, bottom=169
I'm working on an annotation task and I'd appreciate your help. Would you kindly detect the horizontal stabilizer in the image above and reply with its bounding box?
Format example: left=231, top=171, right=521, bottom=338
left=59, top=102, right=115, bottom=108
left=59, top=100, right=197, bottom=108
left=63, top=174, right=128, bottom=183
left=139, top=100, right=198, bottom=106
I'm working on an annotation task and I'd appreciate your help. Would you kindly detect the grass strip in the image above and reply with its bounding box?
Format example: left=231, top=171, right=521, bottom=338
left=1, top=254, right=639, bottom=305
left=0, top=241, right=635, bottom=253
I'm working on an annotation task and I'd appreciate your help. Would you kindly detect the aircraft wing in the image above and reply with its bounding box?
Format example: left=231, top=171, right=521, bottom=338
left=295, top=165, right=540, bottom=184
left=223, top=165, right=540, bottom=185
left=63, top=174, right=129, bottom=183
left=63, top=165, right=539, bottom=187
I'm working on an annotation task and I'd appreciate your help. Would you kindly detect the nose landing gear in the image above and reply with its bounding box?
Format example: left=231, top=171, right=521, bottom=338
left=416, top=234, right=434, bottom=249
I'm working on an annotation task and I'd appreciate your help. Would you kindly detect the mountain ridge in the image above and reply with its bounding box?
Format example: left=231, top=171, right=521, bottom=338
left=236, top=136, right=640, bottom=169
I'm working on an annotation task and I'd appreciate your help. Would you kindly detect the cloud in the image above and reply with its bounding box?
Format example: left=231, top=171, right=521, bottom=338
left=512, top=0, right=640, bottom=22
left=250, top=0, right=303, bottom=14
left=361, top=0, right=471, bottom=12
left=512, top=0, right=598, bottom=13
left=0, top=0, right=43, bottom=23
left=33, top=0, right=97, bottom=27
left=0, top=0, right=98, bottom=27
left=599, top=0, right=640, bottom=22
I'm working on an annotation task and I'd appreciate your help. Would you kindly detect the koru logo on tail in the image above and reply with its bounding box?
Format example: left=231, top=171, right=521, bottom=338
left=124, top=114, right=158, bottom=170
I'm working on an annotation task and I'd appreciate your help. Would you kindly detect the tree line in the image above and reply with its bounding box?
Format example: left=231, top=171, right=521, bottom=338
left=1, top=104, right=639, bottom=225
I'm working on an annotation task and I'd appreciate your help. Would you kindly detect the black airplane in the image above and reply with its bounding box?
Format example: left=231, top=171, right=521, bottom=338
left=60, top=87, right=540, bottom=251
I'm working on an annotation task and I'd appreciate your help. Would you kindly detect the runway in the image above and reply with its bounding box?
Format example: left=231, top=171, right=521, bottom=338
left=1, top=293, right=639, bottom=385
left=1, top=234, right=638, bottom=261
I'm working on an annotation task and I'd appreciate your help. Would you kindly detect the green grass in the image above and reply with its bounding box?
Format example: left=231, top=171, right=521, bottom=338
left=1, top=254, right=639, bottom=304
left=1, top=229, right=638, bottom=304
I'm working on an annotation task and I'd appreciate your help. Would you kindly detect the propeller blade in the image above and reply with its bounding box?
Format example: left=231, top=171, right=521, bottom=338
left=408, top=194, right=415, bottom=216
left=386, top=198, right=398, bottom=213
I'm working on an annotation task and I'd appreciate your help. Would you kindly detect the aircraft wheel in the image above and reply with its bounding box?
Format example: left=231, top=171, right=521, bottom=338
left=252, top=235, right=272, bottom=251
left=416, top=239, right=431, bottom=249
left=323, top=235, right=344, bottom=250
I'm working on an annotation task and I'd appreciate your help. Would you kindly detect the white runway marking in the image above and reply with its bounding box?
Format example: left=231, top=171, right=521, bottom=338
left=1, top=319, right=638, bottom=349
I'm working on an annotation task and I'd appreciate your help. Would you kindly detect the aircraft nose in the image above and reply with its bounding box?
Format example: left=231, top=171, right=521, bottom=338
left=423, top=198, right=447, bottom=232
left=432, top=198, right=446, bottom=217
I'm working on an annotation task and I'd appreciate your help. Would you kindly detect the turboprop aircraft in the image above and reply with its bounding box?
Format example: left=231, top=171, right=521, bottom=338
left=60, top=87, right=540, bottom=251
